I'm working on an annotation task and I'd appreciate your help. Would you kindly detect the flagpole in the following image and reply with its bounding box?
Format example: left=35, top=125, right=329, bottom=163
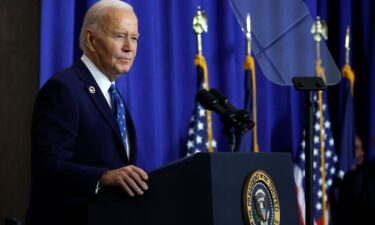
left=345, top=26, right=350, bottom=66
left=343, top=26, right=355, bottom=95
left=244, top=13, right=259, bottom=153
left=193, top=7, right=214, bottom=152
left=312, top=17, right=328, bottom=225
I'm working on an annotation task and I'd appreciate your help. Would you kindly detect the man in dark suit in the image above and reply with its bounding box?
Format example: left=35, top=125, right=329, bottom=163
left=331, top=134, right=375, bottom=225
left=27, top=1, right=148, bottom=224
left=333, top=159, right=375, bottom=225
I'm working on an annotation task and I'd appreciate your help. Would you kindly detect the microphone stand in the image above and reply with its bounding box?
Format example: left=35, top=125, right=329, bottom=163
left=222, top=119, right=254, bottom=152
left=222, top=125, right=237, bottom=152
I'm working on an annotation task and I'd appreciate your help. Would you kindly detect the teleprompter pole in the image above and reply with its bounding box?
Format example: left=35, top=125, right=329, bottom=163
left=292, top=77, right=326, bottom=225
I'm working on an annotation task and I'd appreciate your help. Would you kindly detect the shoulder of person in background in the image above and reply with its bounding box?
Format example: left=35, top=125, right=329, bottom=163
left=341, top=158, right=375, bottom=205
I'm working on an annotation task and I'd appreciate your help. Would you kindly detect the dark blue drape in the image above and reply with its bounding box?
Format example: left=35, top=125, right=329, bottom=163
left=40, top=0, right=375, bottom=172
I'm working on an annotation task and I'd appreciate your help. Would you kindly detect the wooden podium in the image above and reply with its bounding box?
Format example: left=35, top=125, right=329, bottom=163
left=88, top=152, right=299, bottom=225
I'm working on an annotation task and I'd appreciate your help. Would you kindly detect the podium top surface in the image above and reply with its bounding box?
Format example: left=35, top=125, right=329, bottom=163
left=150, top=152, right=292, bottom=176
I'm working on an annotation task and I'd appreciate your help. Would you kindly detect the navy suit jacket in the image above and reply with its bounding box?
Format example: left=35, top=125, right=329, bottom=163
left=27, top=60, right=137, bottom=225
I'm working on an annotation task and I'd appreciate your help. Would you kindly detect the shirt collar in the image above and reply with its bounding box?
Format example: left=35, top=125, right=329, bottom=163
left=81, top=54, right=114, bottom=95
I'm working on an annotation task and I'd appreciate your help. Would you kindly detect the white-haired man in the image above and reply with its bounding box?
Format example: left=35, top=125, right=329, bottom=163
left=27, top=1, right=148, bottom=224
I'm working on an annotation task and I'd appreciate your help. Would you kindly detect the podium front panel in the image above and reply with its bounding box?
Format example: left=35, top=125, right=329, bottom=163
left=88, top=152, right=299, bottom=225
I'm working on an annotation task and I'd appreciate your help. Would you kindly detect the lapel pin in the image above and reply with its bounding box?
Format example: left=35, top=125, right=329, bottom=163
left=88, top=86, right=96, bottom=94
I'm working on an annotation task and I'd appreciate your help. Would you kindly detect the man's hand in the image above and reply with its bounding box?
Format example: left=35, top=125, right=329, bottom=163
left=100, top=165, right=148, bottom=196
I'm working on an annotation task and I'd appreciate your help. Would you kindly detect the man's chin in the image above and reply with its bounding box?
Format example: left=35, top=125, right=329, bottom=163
left=116, top=67, right=131, bottom=75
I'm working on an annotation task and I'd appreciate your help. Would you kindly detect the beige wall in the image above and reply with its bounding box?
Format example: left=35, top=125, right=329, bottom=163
left=0, top=0, right=40, bottom=223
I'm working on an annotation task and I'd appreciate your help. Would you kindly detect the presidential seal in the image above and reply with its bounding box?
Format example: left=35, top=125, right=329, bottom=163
left=242, top=170, right=280, bottom=225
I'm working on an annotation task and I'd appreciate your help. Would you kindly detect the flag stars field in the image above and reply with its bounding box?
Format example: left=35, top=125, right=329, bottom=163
left=205, top=140, right=217, bottom=148
left=316, top=202, right=322, bottom=211
left=314, top=123, right=320, bottom=131
left=199, top=108, right=205, bottom=117
left=326, top=150, right=332, bottom=158
left=329, top=138, right=334, bottom=146
left=314, top=148, right=318, bottom=156
left=324, top=121, right=331, bottom=129
left=197, top=121, right=204, bottom=130
left=315, top=111, right=321, bottom=119
left=186, top=140, right=194, bottom=149
left=196, top=136, right=202, bottom=144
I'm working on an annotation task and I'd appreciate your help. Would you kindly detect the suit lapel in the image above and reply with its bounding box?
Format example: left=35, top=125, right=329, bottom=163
left=72, top=60, right=129, bottom=162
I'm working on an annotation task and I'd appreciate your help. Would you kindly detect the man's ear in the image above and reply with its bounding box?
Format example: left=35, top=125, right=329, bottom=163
left=85, top=29, right=96, bottom=52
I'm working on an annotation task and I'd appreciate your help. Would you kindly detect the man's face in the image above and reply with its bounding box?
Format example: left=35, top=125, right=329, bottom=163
left=87, top=8, right=138, bottom=81
left=355, top=136, right=365, bottom=166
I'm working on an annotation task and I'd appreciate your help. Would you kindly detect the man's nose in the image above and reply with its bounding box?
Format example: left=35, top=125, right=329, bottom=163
left=122, top=37, right=134, bottom=51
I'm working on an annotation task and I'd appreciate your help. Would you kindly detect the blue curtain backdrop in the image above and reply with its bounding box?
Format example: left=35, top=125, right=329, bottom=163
left=40, top=0, right=375, bottom=172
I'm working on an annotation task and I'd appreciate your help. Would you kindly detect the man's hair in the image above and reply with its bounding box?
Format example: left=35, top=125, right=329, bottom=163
left=79, top=0, right=134, bottom=51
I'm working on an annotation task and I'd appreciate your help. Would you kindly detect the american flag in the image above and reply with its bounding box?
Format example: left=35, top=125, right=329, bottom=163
left=294, top=91, right=339, bottom=225
left=185, top=55, right=217, bottom=155
left=186, top=102, right=217, bottom=155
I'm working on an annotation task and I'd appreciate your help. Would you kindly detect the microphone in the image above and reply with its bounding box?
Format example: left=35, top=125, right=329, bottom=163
left=209, top=89, right=238, bottom=112
left=196, top=89, right=238, bottom=126
left=208, top=89, right=255, bottom=134
left=196, top=89, right=222, bottom=112
left=196, top=88, right=255, bottom=151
